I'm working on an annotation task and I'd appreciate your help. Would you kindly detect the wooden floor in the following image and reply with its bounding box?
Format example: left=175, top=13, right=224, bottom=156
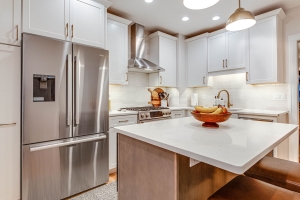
left=64, top=172, right=117, bottom=199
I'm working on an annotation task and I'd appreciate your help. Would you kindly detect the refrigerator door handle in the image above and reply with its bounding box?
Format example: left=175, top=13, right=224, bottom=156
left=74, top=56, right=80, bottom=125
left=66, top=54, right=72, bottom=126
left=30, top=134, right=107, bottom=152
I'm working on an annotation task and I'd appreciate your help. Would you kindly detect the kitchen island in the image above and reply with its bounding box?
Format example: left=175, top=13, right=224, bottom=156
left=115, top=117, right=298, bottom=200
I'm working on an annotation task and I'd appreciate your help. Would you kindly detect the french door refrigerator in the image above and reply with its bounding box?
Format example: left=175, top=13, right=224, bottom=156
left=22, top=34, right=109, bottom=200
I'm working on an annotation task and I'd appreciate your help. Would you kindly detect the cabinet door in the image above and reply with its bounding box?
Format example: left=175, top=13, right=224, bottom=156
left=23, top=0, right=69, bottom=41
left=226, top=30, right=249, bottom=70
left=109, top=128, right=117, bottom=172
left=247, top=16, right=278, bottom=84
left=0, top=45, right=20, bottom=200
left=107, top=19, right=128, bottom=85
left=70, top=0, right=105, bottom=48
left=159, top=37, right=176, bottom=87
left=208, top=33, right=226, bottom=72
left=0, top=0, right=21, bottom=46
left=187, top=38, right=208, bottom=87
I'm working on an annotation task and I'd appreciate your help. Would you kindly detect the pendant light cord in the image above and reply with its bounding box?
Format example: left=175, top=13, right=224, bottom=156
left=238, top=0, right=241, bottom=8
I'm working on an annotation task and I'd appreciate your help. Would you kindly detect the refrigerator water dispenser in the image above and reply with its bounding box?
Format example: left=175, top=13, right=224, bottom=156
left=33, top=74, right=55, bottom=102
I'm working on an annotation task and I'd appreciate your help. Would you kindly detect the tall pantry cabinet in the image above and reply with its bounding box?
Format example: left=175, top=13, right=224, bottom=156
left=0, top=44, right=21, bottom=200
left=0, top=0, right=21, bottom=199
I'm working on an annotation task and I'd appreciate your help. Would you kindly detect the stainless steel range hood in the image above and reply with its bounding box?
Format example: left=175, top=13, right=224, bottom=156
left=128, top=23, right=165, bottom=73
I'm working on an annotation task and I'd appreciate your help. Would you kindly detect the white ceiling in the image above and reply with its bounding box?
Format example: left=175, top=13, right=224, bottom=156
left=108, top=0, right=300, bottom=37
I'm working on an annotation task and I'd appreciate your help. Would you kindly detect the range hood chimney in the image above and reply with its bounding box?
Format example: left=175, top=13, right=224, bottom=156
left=128, top=23, right=165, bottom=73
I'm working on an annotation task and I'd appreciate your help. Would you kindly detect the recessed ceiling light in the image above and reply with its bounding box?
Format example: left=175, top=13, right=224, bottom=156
left=145, top=0, right=153, bottom=3
left=212, top=16, right=220, bottom=20
left=182, top=17, right=189, bottom=21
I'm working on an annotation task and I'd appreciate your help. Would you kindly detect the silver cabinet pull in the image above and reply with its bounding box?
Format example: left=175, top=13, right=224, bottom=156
left=203, top=76, right=205, bottom=84
left=66, top=55, right=72, bottom=126
left=126, top=72, right=128, bottom=82
left=175, top=114, right=181, bottom=116
left=226, top=59, right=228, bottom=68
left=119, top=120, right=129, bottom=123
left=0, top=123, right=16, bottom=127
left=66, top=23, right=69, bottom=36
left=246, top=72, right=249, bottom=81
left=223, top=60, right=224, bottom=68
left=16, top=25, right=18, bottom=41
left=30, top=135, right=106, bottom=152
left=71, top=25, right=74, bottom=38
left=160, top=76, right=162, bottom=85
left=74, top=56, right=79, bottom=125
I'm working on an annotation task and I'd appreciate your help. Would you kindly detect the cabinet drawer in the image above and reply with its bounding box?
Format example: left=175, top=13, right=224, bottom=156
left=171, top=110, right=185, bottom=119
left=109, top=115, right=137, bottom=128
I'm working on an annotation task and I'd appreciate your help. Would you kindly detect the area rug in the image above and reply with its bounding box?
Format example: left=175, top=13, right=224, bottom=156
left=71, top=181, right=117, bottom=200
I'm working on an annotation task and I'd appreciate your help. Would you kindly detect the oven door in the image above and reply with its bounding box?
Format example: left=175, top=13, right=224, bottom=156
left=139, top=116, right=172, bottom=124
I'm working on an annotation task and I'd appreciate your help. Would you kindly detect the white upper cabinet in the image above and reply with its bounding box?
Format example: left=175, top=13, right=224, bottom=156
left=23, top=0, right=69, bottom=41
left=0, top=0, right=21, bottom=46
left=23, top=0, right=108, bottom=48
left=247, top=9, right=285, bottom=84
left=208, top=33, right=226, bottom=72
left=107, top=14, right=131, bottom=85
left=226, top=30, right=249, bottom=70
left=148, top=32, right=177, bottom=87
left=186, top=34, right=208, bottom=87
left=0, top=44, right=20, bottom=200
left=70, top=0, right=106, bottom=48
left=208, top=29, right=248, bottom=73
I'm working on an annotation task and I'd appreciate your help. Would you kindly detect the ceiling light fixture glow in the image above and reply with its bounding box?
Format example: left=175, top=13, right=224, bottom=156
left=183, top=0, right=219, bottom=10
left=182, top=17, right=189, bottom=21
left=212, top=16, right=220, bottom=20
left=145, top=0, right=153, bottom=3
left=226, top=0, right=256, bottom=31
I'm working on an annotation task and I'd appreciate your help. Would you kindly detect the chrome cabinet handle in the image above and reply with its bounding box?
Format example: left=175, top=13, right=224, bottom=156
left=126, top=72, right=128, bottom=82
left=0, top=123, right=16, bottom=127
left=175, top=114, right=181, bottom=116
left=246, top=72, right=249, bottom=81
left=16, top=25, right=18, bottom=41
left=71, top=25, right=74, bottom=38
left=119, top=120, right=129, bottom=123
left=223, top=60, right=224, bottom=68
left=66, top=55, right=72, bottom=126
left=30, top=135, right=106, bottom=152
left=226, top=59, right=228, bottom=68
left=66, top=23, right=68, bottom=36
left=203, top=76, right=205, bottom=84
left=160, top=76, right=162, bottom=85
left=74, top=56, right=79, bottom=125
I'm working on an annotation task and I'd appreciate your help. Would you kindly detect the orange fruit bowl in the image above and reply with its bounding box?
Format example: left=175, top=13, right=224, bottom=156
left=190, top=111, right=232, bottom=128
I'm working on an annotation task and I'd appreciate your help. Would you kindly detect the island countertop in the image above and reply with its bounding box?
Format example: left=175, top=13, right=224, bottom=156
left=115, top=117, right=298, bottom=174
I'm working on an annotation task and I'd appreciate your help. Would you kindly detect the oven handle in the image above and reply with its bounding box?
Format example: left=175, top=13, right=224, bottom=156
left=30, top=134, right=106, bottom=152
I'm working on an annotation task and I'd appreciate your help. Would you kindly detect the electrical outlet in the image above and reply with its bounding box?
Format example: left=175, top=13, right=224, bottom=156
left=273, top=93, right=286, bottom=101
left=200, top=94, right=207, bottom=100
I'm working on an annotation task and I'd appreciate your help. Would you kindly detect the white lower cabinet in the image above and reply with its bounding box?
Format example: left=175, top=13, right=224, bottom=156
left=171, top=110, right=185, bottom=119
left=0, top=44, right=20, bottom=200
left=109, top=115, right=137, bottom=173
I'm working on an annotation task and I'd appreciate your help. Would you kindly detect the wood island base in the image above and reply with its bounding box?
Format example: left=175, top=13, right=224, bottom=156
left=118, top=134, right=237, bottom=200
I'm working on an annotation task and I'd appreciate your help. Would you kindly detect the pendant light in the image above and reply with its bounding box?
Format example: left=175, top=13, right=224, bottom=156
left=226, top=0, right=256, bottom=31
left=183, top=0, right=219, bottom=10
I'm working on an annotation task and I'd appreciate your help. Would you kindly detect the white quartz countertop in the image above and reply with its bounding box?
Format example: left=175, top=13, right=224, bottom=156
left=109, top=110, right=138, bottom=117
left=229, top=109, right=288, bottom=116
left=115, top=117, right=298, bottom=174
left=168, top=107, right=288, bottom=117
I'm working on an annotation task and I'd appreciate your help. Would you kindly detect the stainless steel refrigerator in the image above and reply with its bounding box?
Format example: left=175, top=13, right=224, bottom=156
left=22, top=34, right=109, bottom=200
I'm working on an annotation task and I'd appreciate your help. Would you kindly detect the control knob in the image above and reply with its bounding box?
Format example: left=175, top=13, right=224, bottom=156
left=141, top=114, right=145, bottom=118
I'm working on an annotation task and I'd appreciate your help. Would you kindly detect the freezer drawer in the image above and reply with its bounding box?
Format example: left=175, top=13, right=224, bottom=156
left=22, top=134, right=108, bottom=200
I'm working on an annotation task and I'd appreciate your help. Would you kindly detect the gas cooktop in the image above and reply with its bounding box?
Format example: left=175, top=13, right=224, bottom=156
left=120, top=107, right=169, bottom=112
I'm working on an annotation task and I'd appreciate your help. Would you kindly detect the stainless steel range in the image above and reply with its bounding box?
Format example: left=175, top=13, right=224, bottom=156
left=121, top=107, right=172, bottom=123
